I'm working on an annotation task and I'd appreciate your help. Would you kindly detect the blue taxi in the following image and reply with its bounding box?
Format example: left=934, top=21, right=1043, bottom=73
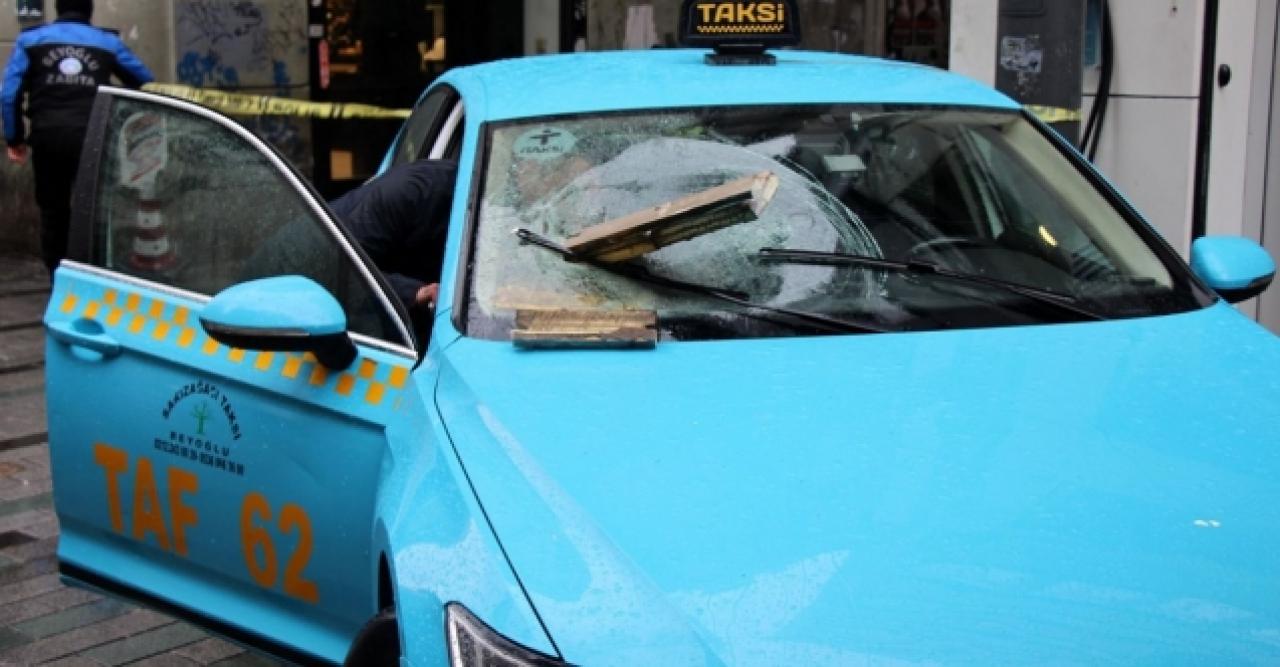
left=44, top=1, right=1280, bottom=665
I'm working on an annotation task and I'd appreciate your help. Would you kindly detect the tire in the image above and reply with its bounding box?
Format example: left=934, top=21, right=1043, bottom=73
left=343, top=607, right=400, bottom=666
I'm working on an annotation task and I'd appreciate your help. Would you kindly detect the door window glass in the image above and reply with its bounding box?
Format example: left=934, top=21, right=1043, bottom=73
left=390, top=87, right=455, bottom=167
left=86, top=94, right=407, bottom=345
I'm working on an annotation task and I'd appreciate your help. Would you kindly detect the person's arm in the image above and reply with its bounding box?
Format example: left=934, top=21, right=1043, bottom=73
left=110, top=37, right=154, bottom=89
left=384, top=273, right=432, bottom=311
left=2, top=37, right=30, bottom=159
left=330, top=174, right=430, bottom=312
left=331, top=161, right=455, bottom=312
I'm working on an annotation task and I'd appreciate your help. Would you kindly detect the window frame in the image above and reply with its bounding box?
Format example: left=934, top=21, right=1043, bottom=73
left=389, top=85, right=460, bottom=168
left=451, top=103, right=1217, bottom=339
left=68, top=86, right=417, bottom=356
left=430, top=102, right=465, bottom=161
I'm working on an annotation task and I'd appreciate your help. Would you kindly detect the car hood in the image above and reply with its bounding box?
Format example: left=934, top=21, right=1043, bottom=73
left=434, top=304, right=1280, bottom=666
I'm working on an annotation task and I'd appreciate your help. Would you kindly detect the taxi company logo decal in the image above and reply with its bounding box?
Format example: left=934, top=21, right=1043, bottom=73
left=514, top=127, right=576, bottom=162
left=157, top=381, right=246, bottom=477
left=694, top=2, right=787, bottom=33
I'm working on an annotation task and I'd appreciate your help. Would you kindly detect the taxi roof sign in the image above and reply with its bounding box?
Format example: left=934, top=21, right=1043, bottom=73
left=679, top=1, right=801, bottom=64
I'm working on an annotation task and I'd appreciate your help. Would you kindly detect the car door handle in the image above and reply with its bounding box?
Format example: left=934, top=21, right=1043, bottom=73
left=47, top=319, right=122, bottom=358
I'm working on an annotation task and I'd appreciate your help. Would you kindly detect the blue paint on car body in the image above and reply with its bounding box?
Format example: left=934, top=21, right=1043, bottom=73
left=435, top=302, right=1280, bottom=664
left=1191, top=235, right=1276, bottom=291
left=43, top=45, right=1280, bottom=667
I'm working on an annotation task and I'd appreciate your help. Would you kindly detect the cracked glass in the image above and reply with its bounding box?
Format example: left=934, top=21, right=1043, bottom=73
left=466, top=105, right=1204, bottom=341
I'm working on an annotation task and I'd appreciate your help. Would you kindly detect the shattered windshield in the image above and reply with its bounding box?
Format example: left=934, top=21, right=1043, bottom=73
left=465, top=106, right=1206, bottom=342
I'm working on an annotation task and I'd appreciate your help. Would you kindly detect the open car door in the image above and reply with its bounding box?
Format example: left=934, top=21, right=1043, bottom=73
left=44, top=86, right=422, bottom=664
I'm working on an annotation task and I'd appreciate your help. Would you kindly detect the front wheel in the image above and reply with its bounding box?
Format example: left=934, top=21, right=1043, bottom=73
left=344, top=607, right=400, bottom=666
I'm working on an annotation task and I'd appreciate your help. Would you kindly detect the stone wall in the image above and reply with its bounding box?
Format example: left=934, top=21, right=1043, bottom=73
left=173, top=0, right=311, bottom=174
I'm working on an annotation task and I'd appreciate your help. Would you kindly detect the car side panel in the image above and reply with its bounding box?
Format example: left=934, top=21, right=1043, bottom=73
left=371, top=333, right=558, bottom=664
left=46, top=267, right=415, bottom=663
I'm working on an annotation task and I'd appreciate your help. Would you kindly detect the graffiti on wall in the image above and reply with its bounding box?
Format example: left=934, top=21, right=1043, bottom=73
left=175, top=0, right=312, bottom=172
left=176, top=0, right=305, bottom=90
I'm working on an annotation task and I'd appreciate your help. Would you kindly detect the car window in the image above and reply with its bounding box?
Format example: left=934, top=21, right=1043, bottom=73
left=83, top=95, right=408, bottom=345
left=464, top=105, right=1206, bottom=341
left=439, top=106, right=465, bottom=161
left=390, top=87, right=456, bottom=167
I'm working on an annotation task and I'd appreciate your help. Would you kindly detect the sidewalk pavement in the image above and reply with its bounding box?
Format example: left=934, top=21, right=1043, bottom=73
left=0, top=254, right=283, bottom=666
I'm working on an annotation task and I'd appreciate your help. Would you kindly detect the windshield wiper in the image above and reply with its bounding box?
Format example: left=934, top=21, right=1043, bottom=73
left=517, top=228, right=886, bottom=335
left=757, top=248, right=1105, bottom=321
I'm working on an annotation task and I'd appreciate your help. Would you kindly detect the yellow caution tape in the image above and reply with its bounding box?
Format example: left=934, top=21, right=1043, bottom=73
left=141, top=83, right=411, bottom=120
left=1025, top=105, right=1083, bottom=124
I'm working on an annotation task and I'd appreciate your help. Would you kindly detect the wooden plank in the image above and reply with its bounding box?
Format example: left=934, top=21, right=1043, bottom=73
left=512, top=309, right=657, bottom=349
left=565, top=171, right=780, bottom=263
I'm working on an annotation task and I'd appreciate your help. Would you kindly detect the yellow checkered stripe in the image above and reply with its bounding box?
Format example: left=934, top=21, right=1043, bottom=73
left=57, top=288, right=411, bottom=409
left=696, top=24, right=786, bottom=33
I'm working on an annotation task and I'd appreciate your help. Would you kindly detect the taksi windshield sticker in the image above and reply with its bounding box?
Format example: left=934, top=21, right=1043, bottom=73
left=513, top=127, right=577, bottom=162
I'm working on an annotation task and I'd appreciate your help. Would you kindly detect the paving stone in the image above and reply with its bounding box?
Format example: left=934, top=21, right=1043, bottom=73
left=0, top=256, right=48, bottom=286
left=0, top=448, right=49, bottom=480
left=0, top=368, right=45, bottom=448
left=0, top=507, right=57, bottom=535
left=0, top=626, right=31, bottom=654
left=0, top=491, right=52, bottom=520
left=2, top=534, right=54, bottom=564
left=0, top=584, right=100, bottom=625
left=0, top=475, right=53, bottom=502
left=0, top=572, right=62, bottom=606
left=209, top=651, right=283, bottom=667
left=126, top=654, right=200, bottom=666
left=0, top=367, right=43, bottom=397
left=0, top=607, right=170, bottom=664
left=22, top=515, right=60, bottom=540
left=37, top=656, right=104, bottom=667
left=12, top=598, right=130, bottom=640
left=0, top=467, right=53, bottom=493
left=19, top=453, right=51, bottom=479
left=0, top=553, right=57, bottom=586
left=0, top=443, right=45, bottom=464
left=0, top=293, right=48, bottom=330
left=0, top=325, right=42, bottom=373
left=170, top=637, right=247, bottom=665
left=80, top=622, right=207, bottom=666
left=0, top=530, right=37, bottom=550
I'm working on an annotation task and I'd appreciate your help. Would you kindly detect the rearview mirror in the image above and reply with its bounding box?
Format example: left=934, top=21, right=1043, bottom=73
left=1190, top=236, right=1276, bottom=304
left=200, top=276, right=357, bottom=369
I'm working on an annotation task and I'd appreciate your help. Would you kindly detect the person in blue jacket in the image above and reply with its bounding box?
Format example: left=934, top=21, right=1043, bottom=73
left=2, top=0, right=154, bottom=274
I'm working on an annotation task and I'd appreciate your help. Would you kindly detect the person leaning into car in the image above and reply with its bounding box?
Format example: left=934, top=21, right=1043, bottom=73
left=328, top=159, right=458, bottom=334
left=2, top=0, right=154, bottom=275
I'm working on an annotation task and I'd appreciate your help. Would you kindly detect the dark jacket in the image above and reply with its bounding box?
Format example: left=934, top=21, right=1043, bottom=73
left=329, top=160, right=458, bottom=311
left=2, top=13, right=154, bottom=147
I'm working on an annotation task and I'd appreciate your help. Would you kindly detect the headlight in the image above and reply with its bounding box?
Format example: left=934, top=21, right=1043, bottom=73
left=445, top=602, right=569, bottom=666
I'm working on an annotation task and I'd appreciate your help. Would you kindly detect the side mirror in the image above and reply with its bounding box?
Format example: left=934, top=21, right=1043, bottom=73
left=1190, top=236, right=1276, bottom=304
left=200, top=276, right=357, bottom=369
